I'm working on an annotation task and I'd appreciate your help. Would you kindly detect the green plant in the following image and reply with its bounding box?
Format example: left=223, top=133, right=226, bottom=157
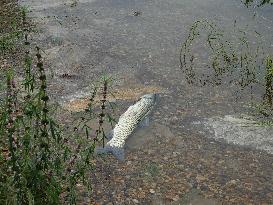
left=70, top=0, right=78, bottom=7
left=144, top=162, right=160, bottom=179
left=0, top=5, right=30, bottom=55
left=243, top=0, right=273, bottom=7
left=180, top=19, right=272, bottom=120
left=72, top=75, right=117, bottom=148
left=0, top=45, right=97, bottom=204
left=0, top=2, right=117, bottom=204
left=264, top=56, right=273, bottom=107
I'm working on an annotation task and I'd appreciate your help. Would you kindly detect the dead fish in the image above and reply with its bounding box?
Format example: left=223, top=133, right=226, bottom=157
left=95, top=93, right=159, bottom=160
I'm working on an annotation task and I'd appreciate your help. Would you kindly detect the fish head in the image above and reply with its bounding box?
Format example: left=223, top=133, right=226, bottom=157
left=140, top=93, right=159, bottom=103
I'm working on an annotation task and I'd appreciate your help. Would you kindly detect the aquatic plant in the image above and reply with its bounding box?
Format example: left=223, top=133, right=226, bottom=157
left=264, top=56, right=273, bottom=107
left=243, top=0, right=273, bottom=7
left=180, top=19, right=273, bottom=121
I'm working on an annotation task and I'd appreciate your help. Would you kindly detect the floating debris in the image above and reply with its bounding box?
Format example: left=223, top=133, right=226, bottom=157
left=132, top=11, right=142, bottom=16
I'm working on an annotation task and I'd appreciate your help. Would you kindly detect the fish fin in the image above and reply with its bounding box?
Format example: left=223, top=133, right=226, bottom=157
left=111, top=146, right=125, bottom=161
left=138, top=116, right=150, bottom=128
left=95, top=145, right=125, bottom=161
left=106, top=129, right=114, bottom=140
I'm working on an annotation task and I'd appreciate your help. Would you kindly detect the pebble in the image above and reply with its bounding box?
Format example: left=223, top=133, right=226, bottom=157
left=177, top=164, right=184, bottom=169
left=149, top=189, right=155, bottom=194
left=172, top=116, right=179, bottom=121
left=226, top=179, right=237, bottom=186
left=172, top=195, right=179, bottom=201
left=172, top=151, right=180, bottom=157
left=132, top=199, right=139, bottom=203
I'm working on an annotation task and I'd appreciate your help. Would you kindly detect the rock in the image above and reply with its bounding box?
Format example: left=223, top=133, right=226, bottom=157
left=149, top=189, right=155, bottom=194
left=203, top=115, right=273, bottom=155
left=226, top=179, right=237, bottom=186
left=172, top=151, right=180, bottom=157
left=133, top=11, right=141, bottom=16
left=172, top=195, right=179, bottom=201
left=132, top=199, right=139, bottom=203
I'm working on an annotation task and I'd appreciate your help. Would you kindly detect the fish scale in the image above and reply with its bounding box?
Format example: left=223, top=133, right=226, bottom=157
left=95, top=94, right=158, bottom=160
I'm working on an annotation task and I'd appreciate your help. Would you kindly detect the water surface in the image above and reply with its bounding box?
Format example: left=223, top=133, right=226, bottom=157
left=19, top=0, right=273, bottom=203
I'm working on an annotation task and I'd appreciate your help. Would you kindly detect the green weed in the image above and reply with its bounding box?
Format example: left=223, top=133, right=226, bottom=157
left=0, top=2, right=116, bottom=204
left=180, top=19, right=273, bottom=121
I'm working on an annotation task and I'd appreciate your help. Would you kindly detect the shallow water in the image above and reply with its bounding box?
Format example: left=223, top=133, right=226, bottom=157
left=20, top=0, right=273, bottom=154
left=18, top=0, right=273, bottom=203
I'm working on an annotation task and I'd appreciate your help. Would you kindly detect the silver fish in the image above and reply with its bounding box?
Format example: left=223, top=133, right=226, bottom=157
left=95, top=93, right=159, bottom=160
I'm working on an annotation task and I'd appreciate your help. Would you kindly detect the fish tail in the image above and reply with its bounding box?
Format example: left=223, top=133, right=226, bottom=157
left=110, top=146, right=125, bottom=161
left=95, top=145, right=125, bottom=161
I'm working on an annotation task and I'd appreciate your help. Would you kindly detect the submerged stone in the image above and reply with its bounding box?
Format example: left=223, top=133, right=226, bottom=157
left=203, top=115, right=273, bottom=154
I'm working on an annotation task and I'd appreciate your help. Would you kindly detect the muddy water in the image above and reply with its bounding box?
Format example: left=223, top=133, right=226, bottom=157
left=20, top=0, right=273, bottom=154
